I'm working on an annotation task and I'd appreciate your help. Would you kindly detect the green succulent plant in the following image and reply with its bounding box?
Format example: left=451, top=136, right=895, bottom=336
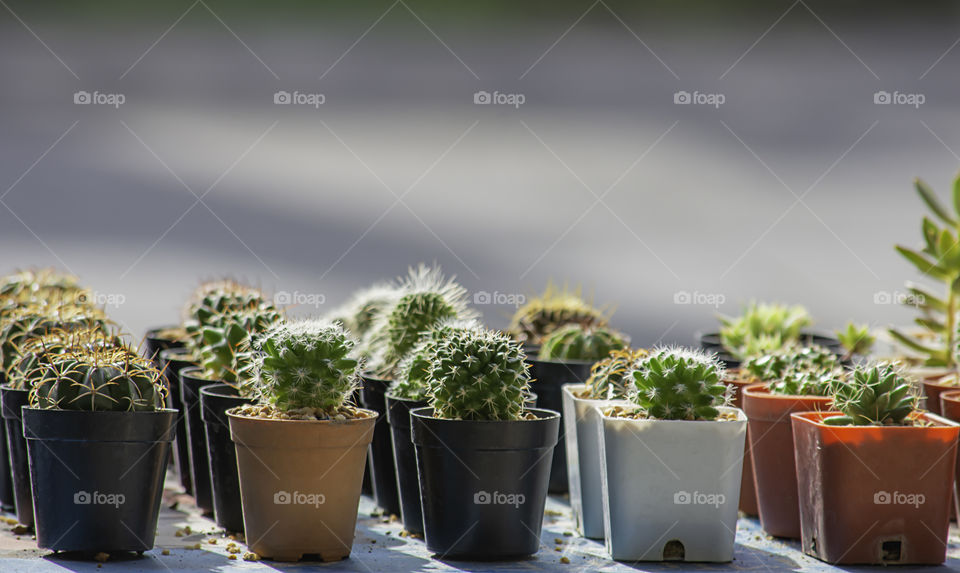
left=250, top=319, right=360, bottom=414
left=836, top=322, right=876, bottom=360
left=425, top=326, right=531, bottom=421
left=183, top=280, right=270, bottom=352
left=390, top=319, right=480, bottom=401
left=28, top=346, right=166, bottom=411
left=509, top=282, right=608, bottom=345
left=742, top=344, right=841, bottom=396
left=198, top=306, right=283, bottom=388
left=718, top=301, right=812, bottom=360
left=583, top=348, right=648, bottom=400
left=823, top=363, right=917, bottom=426
left=537, top=323, right=628, bottom=361
left=8, top=327, right=122, bottom=390
left=627, top=347, right=729, bottom=421
left=889, top=174, right=960, bottom=369
left=326, top=283, right=399, bottom=339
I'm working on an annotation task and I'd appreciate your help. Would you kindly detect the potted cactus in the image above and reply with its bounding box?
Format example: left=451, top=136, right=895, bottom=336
left=529, top=322, right=627, bottom=493
left=361, top=264, right=476, bottom=516
left=561, top=348, right=645, bottom=539
left=793, top=363, right=958, bottom=564
left=597, top=347, right=745, bottom=562
left=508, top=282, right=607, bottom=352
left=410, top=326, right=558, bottom=559
left=741, top=344, right=838, bottom=538
left=227, top=320, right=376, bottom=562
left=22, top=344, right=175, bottom=554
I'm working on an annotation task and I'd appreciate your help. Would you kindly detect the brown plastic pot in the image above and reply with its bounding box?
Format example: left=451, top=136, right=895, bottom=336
left=228, top=408, right=377, bottom=562
left=922, top=374, right=959, bottom=416
left=742, top=383, right=831, bottom=538
left=938, top=390, right=960, bottom=520
left=723, top=372, right=758, bottom=516
left=792, top=411, right=958, bottom=565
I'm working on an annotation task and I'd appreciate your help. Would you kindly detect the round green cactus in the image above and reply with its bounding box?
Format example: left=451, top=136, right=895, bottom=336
left=509, top=283, right=607, bottom=345
left=0, top=303, right=110, bottom=372
left=537, top=324, right=628, bottom=362
left=250, top=319, right=360, bottom=414
left=326, top=283, right=399, bottom=338
left=28, top=346, right=166, bottom=411
left=583, top=348, right=648, bottom=400
left=425, top=327, right=531, bottom=421
left=824, top=363, right=916, bottom=426
left=198, top=306, right=283, bottom=387
left=743, top=344, right=841, bottom=396
left=627, top=347, right=729, bottom=421
left=8, top=327, right=122, bottom=390
left=0, top=268, right=82, bottom=304
left=183, top=280, right=270, bottom=351
left=391, top=319, right=480, bottom=401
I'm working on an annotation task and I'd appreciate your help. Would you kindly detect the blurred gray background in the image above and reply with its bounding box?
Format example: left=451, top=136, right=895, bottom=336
left=2, top=0, right=959, bottom=346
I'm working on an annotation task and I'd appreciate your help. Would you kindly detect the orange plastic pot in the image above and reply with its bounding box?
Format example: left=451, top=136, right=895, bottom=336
left=724, top=372, right=758, bottom=516
left=742, top=383, right=831, bottom=538
left=923, top=375, right=959, bottom=416
left=938, top=390, right=960, bottom=519
left=792, top=411, right=958, bottom=565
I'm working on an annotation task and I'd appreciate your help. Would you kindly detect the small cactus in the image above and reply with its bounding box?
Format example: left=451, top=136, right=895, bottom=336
left=28, top=346, right=167, bottom=411
left=718, top=301, right=812, bottom=359
left=509, top=283, right=607, bottom=345
left=583, top=348, right=648, bottom=400
left=198, top=306, right=283, bottom=388
left=537, top=324, right=628, bottom=362
left=743, top=344, right=840, bottom=396
left=425, top=327, right=531, bottom=421
left=249, top=319, right=360, bottom=415
left=0, top=268, right=82, bottom=304
left=824, top=363, right=916, bottom=426
left=8, top=327, right=121, bottom=390
left=325, top=283, right=399, bottom=339
left=183, top=280, right=270, bottom=352
left=0, top=303, right=110, bottom=371
left=626, top=347, right=729, bottom=421
left=391, top=319, right=480, bottom=401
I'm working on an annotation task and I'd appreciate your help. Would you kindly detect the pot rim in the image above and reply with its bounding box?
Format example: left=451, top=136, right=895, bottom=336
left=941, top=388, right=960, bottom=403
left=179, top=365, right=224, bottom=383
left=410, top=406, right=560, bottom=424
left=598, top=403, right=746, bottom=424
left=159, top=346, right=196, bottom=362
left=923, top=375, right=960, bottom=389
left=22, top=406, right=179, bottom=415
left=226, top=406, right=379, bottom=426
left=742, top=381, right=833, bottom=402
left=199, top=383, right=241, bottom=397
left=145, top=324, right=184, bottom=338
left=528, top=357, right=596, bottom=367
left=791, top=410, right=960, bottom=430
left=560, top=382, right=610, bottom=403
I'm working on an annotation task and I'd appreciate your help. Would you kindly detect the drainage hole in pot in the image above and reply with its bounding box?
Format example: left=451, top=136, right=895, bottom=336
left=881, top=540, right=902, bottom=562
left=662, top=540, right=685, bottom=561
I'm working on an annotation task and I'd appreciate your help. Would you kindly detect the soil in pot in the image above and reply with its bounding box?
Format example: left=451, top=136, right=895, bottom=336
left=527, top=359, right=592, bottom=493
left=411, top=407, right=559, bottom=559
left=792, top=411, right=958, bottom=565
left=23, top=408, right=176, bottom=553
left=598, top=405, right=746, bottom=562
left=228, top=407, right=377, bottom=562
left=200, top=384, right=252, bottom=532
left=180, top=367, right=218, bottom=514
left=560, top=384, right=612, bottom=539
left=743, top=383, right=831, bottom=539
left=723, top=372, right=759, bottom=516
left=1, top=386, right=32, bottom=526
left=385, top=393, right=428, bottom=535
left=359, top=375, right=401, bottom=517
left=159, top=347, right=197, bottom=495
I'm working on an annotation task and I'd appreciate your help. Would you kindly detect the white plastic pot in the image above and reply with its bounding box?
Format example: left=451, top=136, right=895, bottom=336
left=598, top=404, right=746, bottom=562
left=561, top=383, right=613, bottom=539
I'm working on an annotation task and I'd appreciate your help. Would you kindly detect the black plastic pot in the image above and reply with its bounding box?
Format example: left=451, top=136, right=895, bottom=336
left=350, top=387, right=373, bottom=496
left=697, top=331, right=724, bottom=352
left=359, top=375, right=401, bottom=516
left=159, top=347, right=196, bottom=495
left=200, top=384, right=251, bottom=532
left=527, top=358, right=592, bottom=493
left=143, top=325, right=185, bottom=367
left=23, top=408, right=176, bottom=553
left=0, top=372, right=13, bottom=512
left=1, top=386, right=32, bottom=526
left=385, top=394, right=428, bottom=534
left=411, top=407, right=559, bottom=559
left=180, top=367, right=217, bottom=514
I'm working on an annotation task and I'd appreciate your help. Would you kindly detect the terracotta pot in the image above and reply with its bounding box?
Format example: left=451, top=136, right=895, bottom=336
left=922, top=375, right=960, bottom=416
left=228, top=408, right=377, bottom=562
left=792, top=411, right=958, bottom=565
left=742, top=383, right=831, bottom=538
left=938, top=390, right=960, bottom=520
left=723, top=372, right=758, bottom=516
